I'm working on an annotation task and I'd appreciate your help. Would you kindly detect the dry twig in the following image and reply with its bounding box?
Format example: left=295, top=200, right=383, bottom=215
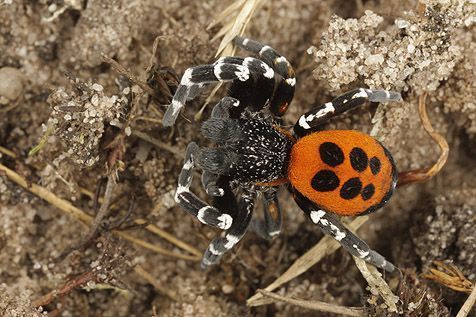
left=457, top=284, right=476, bottom=317
left=0, top=162, right=200, bottom=262
left=422, top=261, right=473, bottom=294
left=257, top=289, right=365, bottom=316
left=79, top=187, right=201, bottom=258
left=353, top=257, right=399, bottom=313
left=398, top=93, right=449, bottom=186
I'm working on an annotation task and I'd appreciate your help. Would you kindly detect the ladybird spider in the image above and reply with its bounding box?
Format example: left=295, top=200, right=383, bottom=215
left=162, top=37, right=402, bottom=272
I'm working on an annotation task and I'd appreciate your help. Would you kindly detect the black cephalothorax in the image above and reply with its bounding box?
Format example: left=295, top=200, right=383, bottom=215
left=199, top=118, right=293, bottom=184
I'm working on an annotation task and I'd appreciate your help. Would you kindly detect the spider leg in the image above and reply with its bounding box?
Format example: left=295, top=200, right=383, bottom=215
left=293, top=88, right=402, bottom=137
left=292, top=190, right=396, bottom=272
left=252, top=187, right=283, bottom=240
left=175, top=142, right=233, bottom=230
left=162, top=57, right=275, bottom=126
left=202, top=188, right=256, bottom=267
left=234, top=36, right=296, bottom=116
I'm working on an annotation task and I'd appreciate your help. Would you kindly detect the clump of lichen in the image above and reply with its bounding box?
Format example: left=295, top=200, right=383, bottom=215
left=308, top=3, right=473, bottom=94
left=410, top=189, right=476, bottom=280
left=44, top=80, right=129, bottom=168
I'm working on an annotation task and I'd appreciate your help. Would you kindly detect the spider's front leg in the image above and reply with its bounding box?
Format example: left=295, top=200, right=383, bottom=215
left=294, top=88, right=402, bottom=137
left=162, top=57, right=275, bottom=126
left=292, top=190, right=396, bottom=273
left=175, top=142, right=234, bottom=230
left=202, top=187, right=256, bottom=267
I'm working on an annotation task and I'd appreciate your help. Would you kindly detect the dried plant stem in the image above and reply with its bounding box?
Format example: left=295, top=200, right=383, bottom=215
left=398, top=93, right=449, bottom=186
left=257, top=289, right=365, bottom=316
left=79, top=186, right=201, bottom=257
left=101, top=55, right=155, bottom=97
left=353, top=257, right=399, bottom=312
left=0, top=162, right=200, bottom=262
left=247, top=216, right=369, bottom=306
left=0, top=145, right=17, bottom=158
left=32, top=271, right=95, bottom=308
left=457, top=284, right=476, bottom=317
left=85, top=174, right=117, bottom=241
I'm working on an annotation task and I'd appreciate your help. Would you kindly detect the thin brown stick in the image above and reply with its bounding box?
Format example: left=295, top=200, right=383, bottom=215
left=101, top=55, right=155, bottom=97
left=457, top=284, right=476, bottom=317
left=247, top=216, right=369, bottom=306
left=85, top=174, right=117, bottom=241
left=398, top=93, right=449, bottom=186
left=256, top=289, right=365, bottom=316
left=0, top=162, right=200, bottom=261
left=79, top=187, right=201, bottom=257
left=32, top=271, right=96, bottom=307
left=0, top=145, right=17, bottom=158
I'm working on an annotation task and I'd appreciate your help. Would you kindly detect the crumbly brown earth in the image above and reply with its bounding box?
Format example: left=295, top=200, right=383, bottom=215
left=0, top=1, right=475, bottom=316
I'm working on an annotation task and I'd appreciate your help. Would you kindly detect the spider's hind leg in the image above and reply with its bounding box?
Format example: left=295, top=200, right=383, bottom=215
left=252, top=187, right=283, bottom=240
left=292, top=190, right=396, bottom=273
left=175, top=142, right=234, bottom=230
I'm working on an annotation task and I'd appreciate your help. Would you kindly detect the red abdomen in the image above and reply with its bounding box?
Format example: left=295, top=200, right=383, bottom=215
left=288, top=130, right=397, bottom=216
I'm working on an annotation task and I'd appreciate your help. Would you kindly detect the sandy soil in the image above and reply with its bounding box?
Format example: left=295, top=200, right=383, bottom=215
left=0, top=0, right=475, bottom=316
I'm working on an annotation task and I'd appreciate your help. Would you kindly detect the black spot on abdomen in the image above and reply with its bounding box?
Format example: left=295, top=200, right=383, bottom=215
left=340, top=177, right=362, bottom=199
left=319, top=142, right=344, bottom=167
left=361, top=184, right=375, bottom=200
left=311, top=170, right=340, bottom=192
left=369, top=157, right=381, bottom=175
left=350, top=147, right=368, bottom=172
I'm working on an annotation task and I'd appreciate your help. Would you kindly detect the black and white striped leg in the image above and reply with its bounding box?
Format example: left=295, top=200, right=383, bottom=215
left=252, top=187, right=283, bottom=240
left=292, top=190, right=396, bottom=272
left=201, top=188, right=257, bottom=267
left=234, top=36, right=296, bottom=116
left=293, top=88, right=402, bottom=137
left=174, top=142, right=233, bottom=230
left=162, top=57, right=275, bottom=126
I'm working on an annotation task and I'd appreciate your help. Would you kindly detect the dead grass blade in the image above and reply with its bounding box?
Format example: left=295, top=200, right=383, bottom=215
left=210, top=0, right=264, bottom=57
left=353, top=257, right=399, bottom=313
left=398, top=93, right=449, bottom=186
left=256, top=289, right=365, bottom=316
left=0, top=162, right=200, bottom=262
left=422, top=261, right=473, bottom=294
left=247, top=216, right=369, bottom=307
left=457, top=284, right=476, bottom=317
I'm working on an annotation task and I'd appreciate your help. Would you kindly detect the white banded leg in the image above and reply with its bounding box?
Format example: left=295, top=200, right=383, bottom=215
left=252, top=187, right=283, bottom=240
left=234, top=37, right=295, bottom=82
left=293, top=190, right=396, bottom=272
left=201, top=188, right=257, bottom=267
left=294, top=88, right=402, bottom=137
left=210, top=96, right=240, bottom=119
left=175, top=142, right=233, bottom=230
left=162, top=57, right=274, bottom=126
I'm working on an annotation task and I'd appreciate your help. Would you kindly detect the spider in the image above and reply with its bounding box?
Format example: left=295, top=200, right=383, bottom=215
left=162, top=37, right=402, bottom=272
